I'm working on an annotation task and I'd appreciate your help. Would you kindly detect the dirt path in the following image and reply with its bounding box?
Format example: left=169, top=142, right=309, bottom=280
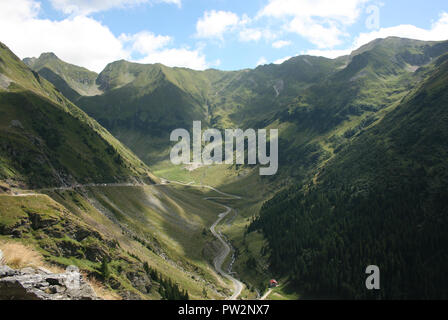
left=3, top=193, right=40, bottom=197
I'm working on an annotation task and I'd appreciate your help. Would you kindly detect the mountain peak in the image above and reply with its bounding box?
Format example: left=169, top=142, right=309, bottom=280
left=23, top=52, right=60, bottom=69
left=39, top=52, right=59, bottom=60
left=23, top=51, right=101, bottom=99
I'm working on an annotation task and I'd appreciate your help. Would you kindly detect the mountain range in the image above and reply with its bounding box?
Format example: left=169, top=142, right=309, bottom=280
left=1, top=36, right=447, bottom=299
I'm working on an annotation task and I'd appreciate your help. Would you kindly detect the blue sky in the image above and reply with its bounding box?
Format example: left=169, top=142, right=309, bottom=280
left=0, top=0, right=447, bottom=72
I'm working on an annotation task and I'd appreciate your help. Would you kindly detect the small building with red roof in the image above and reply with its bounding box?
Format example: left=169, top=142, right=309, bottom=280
left=269, top=279, right=279, bottom=288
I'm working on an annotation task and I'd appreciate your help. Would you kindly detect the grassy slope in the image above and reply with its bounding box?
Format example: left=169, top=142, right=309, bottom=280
left=77, top=61, right=214, bottom=164
left=72, top=39, right=448, bottom=186
left=73, top=53, right=346, bottom=167
left=151, top=162, right=279, bottom=298
left=76, top=38, right=448, bottom=298
left=0, top=193, right=153, bottom=299
left=250, top=54, right=448, bottom=299
left=217, top=41, right=448, bottom=297
left=217, top=38, right=448, bottom=298
left=2, top=42, right=237, bottom=299
left=50, top=184, right=234, bottom=299
left=0, top=183, right=236, bottom=299
left=0, top=42, right=156, bottom=187
left=24, top=53, right=101, bottom=101
left=15, top=37, right=448, bottom=299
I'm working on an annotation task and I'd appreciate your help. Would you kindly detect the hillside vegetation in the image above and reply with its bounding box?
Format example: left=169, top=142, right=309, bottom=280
left=1, top=42, right=156, bottom=188
left=19, top=37, right=448, bottom=299
left=1, top=42, right=235, bottom=300
left=24, top=53, right=101, bottom=101
left=249, top=53, right=448, bottom=299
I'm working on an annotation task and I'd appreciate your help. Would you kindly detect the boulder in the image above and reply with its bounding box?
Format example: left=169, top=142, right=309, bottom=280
left=0, top=265, right=18, bottom=277
left=0, top=264, right=98, bottom=300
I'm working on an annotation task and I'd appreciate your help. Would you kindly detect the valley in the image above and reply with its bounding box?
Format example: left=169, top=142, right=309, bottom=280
left=2, top=36, right=448, bottom=300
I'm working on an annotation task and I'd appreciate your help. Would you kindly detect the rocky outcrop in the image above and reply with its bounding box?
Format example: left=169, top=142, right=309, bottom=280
left=0, top=205, right=117, bottom=263
left=0, top=263, right=98, bottom=300
left=125, top=270, right=152, bottom=294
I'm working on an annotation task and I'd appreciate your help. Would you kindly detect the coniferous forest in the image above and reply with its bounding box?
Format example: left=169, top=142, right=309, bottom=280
left=249, top=58, right=448, bottom=299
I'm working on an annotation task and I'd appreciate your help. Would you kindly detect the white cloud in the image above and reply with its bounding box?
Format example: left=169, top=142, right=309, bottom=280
left=50, top=0, right=181, bottom=15
left=302, top=49, right=352, bottom=59
left=288, top=17, right=347, bottom=48
left=196, top=10, right=241, bottom=39
left=136, top=48, right=208, bottom=70
left=301, top=12, right=448, bottom=59
left=259, top=0, right=369, bottom=49
left=259, top=0, right=368, bottom=23
left=195, top=10, right=277, bottom=43
left=239, top=27, right=277, bottom=43
left=256, top=57, right=268, bottom=66
left=0, top=0, right=209, bottom=72
left=0, top=0, right=128, bottom=72
left=0, top=0, right=40, bottom=21
left=239, top=28, right=263, bottom=42
left=353, top=12, right=448, bottom=49
left=121, top=31, right=172, bottom=55
left=274, top=56, right=292, bottom=64
left=120, top=31, right=209, bottom=70
left=272, top=40, right=291, bottom=49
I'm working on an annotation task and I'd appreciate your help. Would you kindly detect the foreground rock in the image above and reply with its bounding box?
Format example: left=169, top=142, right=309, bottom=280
left=0, top=263, right=98, bottom=300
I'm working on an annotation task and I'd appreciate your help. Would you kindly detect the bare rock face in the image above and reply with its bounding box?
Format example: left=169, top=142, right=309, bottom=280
left=0, top=264, right=98, bottom=300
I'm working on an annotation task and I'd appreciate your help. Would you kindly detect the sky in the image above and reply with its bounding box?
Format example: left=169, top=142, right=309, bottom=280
left=0, top=0, right=447, bottom=72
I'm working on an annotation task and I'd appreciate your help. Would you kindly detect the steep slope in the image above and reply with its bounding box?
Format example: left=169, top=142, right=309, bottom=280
left=78, top=61, right=214, bottom=163
left=249, top=54, right=448, bottom=299
left=270, top=38, right=448, bottom=183
left=36, top=53, right=346, bottom=166
left=1, top=42, right=242, bottom=300
left=4, top=36, right=448, bottom=300
left=0, top=42, right=156, bottom=188
left=24, top=53, right=101, bottom=101
left=207, top=55, right=347, bottom=128
left=41, top=38, right=445, bottom=178
left=0, top=183, right=234, bottom=300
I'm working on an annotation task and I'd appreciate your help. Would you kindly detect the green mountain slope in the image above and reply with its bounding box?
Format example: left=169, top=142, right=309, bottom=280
left=24, top=53, right=101, bottom=101
left=79, top=55, right=346, bottom=166
left=78, top=61, right=215, bottom=163
left=249, top=53, right=448, bottom=299
left=32, top=38, right=443, bottom=177
left=1, top=42, right=241, bottom=300
left=0, top=42, right=156, bottom=187
left=28, top=51, right=347, bottom=166
left=0, top=183, right=234, bottom=300
left=17, top=37, right=448, bottom=299
left=269, top=38, right=448, bottom=183
left=202, top=55, right=347, bottom=129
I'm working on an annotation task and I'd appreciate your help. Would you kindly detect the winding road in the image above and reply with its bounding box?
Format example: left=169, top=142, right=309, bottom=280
left=166, top=180, right=245, bottom=300
left=260, top=288, right=273, bottom=300
left=207, top=200, right=244, bottom=300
